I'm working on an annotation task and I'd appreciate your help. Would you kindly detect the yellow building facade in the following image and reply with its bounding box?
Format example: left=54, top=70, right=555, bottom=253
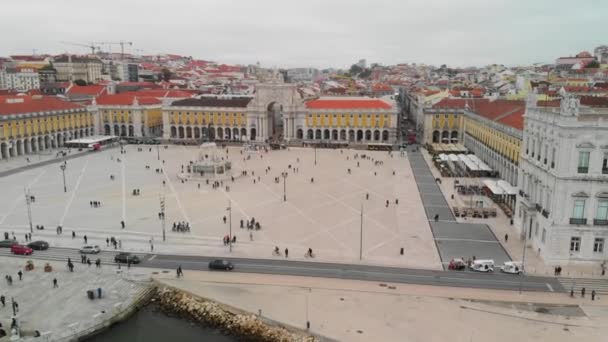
left=0, top=96, right=93, bottom=159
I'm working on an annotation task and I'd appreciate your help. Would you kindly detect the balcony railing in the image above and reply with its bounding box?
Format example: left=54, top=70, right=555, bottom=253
left=542, top=209, right=550, bottom=218
left=570, top=218, right=587, bottom=225
left=594, top=219, right=608, bottom=226
left=578, top=167, right=589, bottom=174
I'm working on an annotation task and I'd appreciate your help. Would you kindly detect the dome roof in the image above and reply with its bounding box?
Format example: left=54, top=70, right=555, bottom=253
left=576, top=51, right=592, bottom=58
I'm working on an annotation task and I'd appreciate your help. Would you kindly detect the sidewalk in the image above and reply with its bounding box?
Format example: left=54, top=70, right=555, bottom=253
left=420, top=148, right=607, bottom=278
left=153, top=269, right=608, bottom=342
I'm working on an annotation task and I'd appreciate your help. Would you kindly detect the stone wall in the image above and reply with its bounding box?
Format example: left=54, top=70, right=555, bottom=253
left=154, top=286, right=317, bottom=342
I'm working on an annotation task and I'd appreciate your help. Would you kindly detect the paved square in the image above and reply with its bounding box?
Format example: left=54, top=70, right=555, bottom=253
left=0, top=145, right=442, bottom=269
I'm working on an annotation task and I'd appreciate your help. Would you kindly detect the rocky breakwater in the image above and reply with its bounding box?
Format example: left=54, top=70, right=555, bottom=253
left=154, top=287, right=317, bottom=342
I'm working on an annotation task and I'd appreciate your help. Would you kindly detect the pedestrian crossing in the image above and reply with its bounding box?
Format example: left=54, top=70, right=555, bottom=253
left=0, top=247, right=149, bottom=266
left=557, top=277, right=608, bottom=296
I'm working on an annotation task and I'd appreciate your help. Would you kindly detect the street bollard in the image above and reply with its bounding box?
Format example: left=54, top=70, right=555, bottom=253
left=400, top=248, right=404, bottom=255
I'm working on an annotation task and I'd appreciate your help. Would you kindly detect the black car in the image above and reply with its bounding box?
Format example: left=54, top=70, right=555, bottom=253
left=208, top=259, right=234, bottom=271
left=114, top=253, right=141, bottom=264
left=0, top=240, right=16, bottom=248
left=27, top=240, right=49, bottom=250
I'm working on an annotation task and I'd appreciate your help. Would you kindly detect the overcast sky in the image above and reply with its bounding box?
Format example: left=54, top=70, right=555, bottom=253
left=1, top=0, right=606, bottom=69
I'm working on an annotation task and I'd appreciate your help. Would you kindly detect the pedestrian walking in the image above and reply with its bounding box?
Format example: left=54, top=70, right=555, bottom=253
left=106, top=238, right=109, bottom=247
left=505, top=234, right=509, bottom=242
left=72, top=231, right=75, bottom=239
left=582, top=287, right=586, bottom=298
left=53, top=278, right=58, bottom=288
left=95, top=259, right=101, bottom=268
left=17, top=270, right=22, bottom=281
left=223, top=216, right=227, bottom=224
left=87, top=258, right=92, bottom=267
left=249, top=232, right=253, bottom=241
left=285, top=248, right=289, bottom=258
left=84, top=235, right=88, bottom=244
left=121, top=220, right=125, bottom=229
left=0, top=295, right=4, bottom=307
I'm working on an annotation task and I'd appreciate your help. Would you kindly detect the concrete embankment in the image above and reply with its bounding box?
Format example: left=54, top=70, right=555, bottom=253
left=153, top=285, right=318, bottom=342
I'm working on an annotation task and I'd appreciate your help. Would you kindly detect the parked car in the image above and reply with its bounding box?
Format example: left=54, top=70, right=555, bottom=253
left=448, top=258, right=467, bottom=271
left=469, top=259, right=495, bottom=272
left=79, top=245, right=101, bottom=254
left=114, top=252, right=140, bottom=264
left=11, top=244, right=33, bottom=255
left=27, top=240, right=49, bottom=251
left=0, top=240, right=17, bottom=248
left=208, top=259, right=234, bottom=271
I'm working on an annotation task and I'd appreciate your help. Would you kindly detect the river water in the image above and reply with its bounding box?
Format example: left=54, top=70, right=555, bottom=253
left=87, top=304, right=238, bottom=342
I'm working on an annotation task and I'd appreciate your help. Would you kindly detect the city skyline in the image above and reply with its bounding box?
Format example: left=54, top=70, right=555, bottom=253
left=1, top=0, right=606, bottom=68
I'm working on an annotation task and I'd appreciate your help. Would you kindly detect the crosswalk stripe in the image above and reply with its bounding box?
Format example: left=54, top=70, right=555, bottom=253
left=0, top=247, right=149, bottom=265
left=558, top=277, right=608, bottom=295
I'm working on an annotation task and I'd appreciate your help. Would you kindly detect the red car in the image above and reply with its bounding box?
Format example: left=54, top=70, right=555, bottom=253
left=11, top=244, right=33, bottom=255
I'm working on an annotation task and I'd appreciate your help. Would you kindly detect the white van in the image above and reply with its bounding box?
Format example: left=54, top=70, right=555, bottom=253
left=500, top=261, right=523, bottom=274
left=470, top=259, right=494, bottom=272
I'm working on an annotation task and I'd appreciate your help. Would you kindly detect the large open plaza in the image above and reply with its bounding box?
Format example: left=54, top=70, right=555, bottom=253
left=0, top=145, right=443, bottom=269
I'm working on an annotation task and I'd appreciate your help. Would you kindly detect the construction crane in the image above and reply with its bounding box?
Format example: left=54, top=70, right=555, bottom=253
left=98, top=41, right=133, bottom=60
left=60, top=41, right=100, bottom=55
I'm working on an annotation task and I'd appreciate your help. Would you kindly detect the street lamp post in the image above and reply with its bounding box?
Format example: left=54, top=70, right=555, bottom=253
left=160, top=194, right=166, bottom=242
left=314, top=147, right=317, bottom=165
left=60, top=163, right=67, bottom=193
left=281, top=172, right=288, bottom=201
left=24, top=188, right=33, bottom=234
left=156, top=145, right=160, bottom=161
left=227, top=200, right=232, bottom=252
left=360, top=202, right=363, bottom=260
left=519, top=223, right=528, bottom=294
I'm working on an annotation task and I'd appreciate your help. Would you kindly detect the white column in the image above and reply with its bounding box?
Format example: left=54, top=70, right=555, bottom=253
left=162, top=110, right=170, bottom=139
left=284, top=118, right=288, bottom=139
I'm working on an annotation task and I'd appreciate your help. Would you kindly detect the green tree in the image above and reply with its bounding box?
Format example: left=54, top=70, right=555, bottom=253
left=161, top=67, right=173, bottom=82
left=73, top=79, right=87, bottom=86
left=585, top=60, right=600, bottom=68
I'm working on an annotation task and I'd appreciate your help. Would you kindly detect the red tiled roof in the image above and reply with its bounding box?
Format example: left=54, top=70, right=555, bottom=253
left=580, top=96, right=608, bottom=107
left=305, top=99, right=392, bottom=110
left=372, top=83, right=392, bottom=92
left=67, top=84, right=107, bottom=96
left=0, top=95, right=84, bottom=115
left=497, top=108, right=525, bottom=130
left=95, top=93, right=162, bottom=106
left=130, top=89, right=193, bottom=98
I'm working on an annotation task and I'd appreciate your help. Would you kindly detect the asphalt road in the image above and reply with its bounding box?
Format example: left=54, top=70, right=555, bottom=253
left=0, top=247, right=564, bottom=293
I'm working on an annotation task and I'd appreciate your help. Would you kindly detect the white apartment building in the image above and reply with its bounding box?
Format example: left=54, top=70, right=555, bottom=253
left=0, top=67, right=40, bottom=91
left=516, top=91, right=608, bottom=263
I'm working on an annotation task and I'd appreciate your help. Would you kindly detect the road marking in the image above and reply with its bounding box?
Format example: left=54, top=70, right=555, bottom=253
left=149, top=254, right=157, bottom=261
left=59, top=158, right=89, bottom=226
left=546, top=283, right=554, bottom=292
left=159, top=160, right=190, bottom=223
left=0, top=167, right=48, bottom=225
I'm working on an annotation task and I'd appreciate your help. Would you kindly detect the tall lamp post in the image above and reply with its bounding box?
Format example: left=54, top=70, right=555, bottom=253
left=24, top=188, right=33, bottom=234
left=160, top=194, right=166, bottom=242
left=281, top=171, right=288, bottom=201
left=314, top=147, right=317, bottom=165
left=156, top=144, right=160, bottom=161
left=359, top=202, right=364, bottom=260
left=59, top=163, right=67, bottom=193
left=227, top=200, right=232, bottom=252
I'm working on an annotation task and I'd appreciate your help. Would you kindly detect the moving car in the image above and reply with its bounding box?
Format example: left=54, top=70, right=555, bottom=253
left=27, top=240, right=49, bottom=251
left=114, top=252, right=141, bottom=264
left=0, top=240, right=17, bottom=248
left=500, top=261, right=523, bottom=274
left=80, top=245, right=101, bottom=254
left=11, top=244, right=33, bottom=255
left=208, top=259, right=234, bottom=271
left=469, top=259, right=494, bottom=272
